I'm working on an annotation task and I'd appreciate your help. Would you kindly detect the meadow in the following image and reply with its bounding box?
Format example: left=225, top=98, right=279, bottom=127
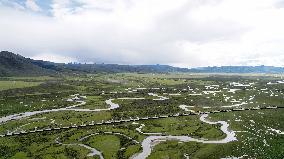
left=0, top=73, right=283, bottom=158
left=0, top=81, right=42, bottom=91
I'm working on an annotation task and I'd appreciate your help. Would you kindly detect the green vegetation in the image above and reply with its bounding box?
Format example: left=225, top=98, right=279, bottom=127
left=79, top=95, right=109, bottom=109
left=86, top=135, right=121, bottom=158
left=0, top=92, right=75, bottom=117
left=141, top=116, right=225, bottom=139
left=1, top=73, right=284, bottom=158
left=149, top=109, right=284, bottom=159
left=0, top=81, right=42, bottom=91
left=0, top=132, right=91, bottom=159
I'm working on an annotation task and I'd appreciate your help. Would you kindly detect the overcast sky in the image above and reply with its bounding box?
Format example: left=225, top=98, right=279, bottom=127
left=1, top=0, right=284, bottom=67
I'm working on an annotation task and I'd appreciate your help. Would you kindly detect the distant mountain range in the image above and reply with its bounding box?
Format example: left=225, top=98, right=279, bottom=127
left=0, top=51, right=188, bottom=76
left=1, top=51, right=284, bottom=76
left=190, top=66, right=284, bottom=74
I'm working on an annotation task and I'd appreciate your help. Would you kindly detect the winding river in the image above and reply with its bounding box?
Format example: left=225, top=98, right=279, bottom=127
left=0, top=93, right=164, bottom=124
left=55, top=137, right=104, bottom=159
left=1, top=93, right=237, bottom=159
left=131, top=114, right=237, bottom=159
left=0, top=99, right=119, bottom=124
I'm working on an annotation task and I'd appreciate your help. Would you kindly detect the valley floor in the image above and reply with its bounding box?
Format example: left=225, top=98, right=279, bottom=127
left=0, top=73, right=284, bottom=159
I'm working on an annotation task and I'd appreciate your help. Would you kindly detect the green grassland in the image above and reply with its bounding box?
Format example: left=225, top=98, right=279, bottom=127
left=1, top=73, right=284, bottom=158
left=0, top=114, right=227, bottom=159
left=0, top=81, right=42, bottom=91
left=140, top=116, right=225, bottom=139
left=0, top=92, right=76, bottom=117
left=148, top=109, right=284, bottom=159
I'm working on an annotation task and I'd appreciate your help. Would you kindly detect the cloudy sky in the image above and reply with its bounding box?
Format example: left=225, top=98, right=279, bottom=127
left=1, top=0, right=284, bottom=67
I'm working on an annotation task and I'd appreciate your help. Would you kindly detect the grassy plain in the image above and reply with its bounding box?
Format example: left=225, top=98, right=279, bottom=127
left=0, top=73, right=284, bottom=158
left=0, top=81, right=42, bottom=91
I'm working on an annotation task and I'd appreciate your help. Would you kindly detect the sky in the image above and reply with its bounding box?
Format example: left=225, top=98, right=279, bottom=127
left=1, top=0, right=284, bottom=67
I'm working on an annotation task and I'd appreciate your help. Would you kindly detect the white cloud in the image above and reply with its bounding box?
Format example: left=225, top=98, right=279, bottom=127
left=25, top=0, right=41, bottom=12
left=31, top=53, right=77, bottom=63
left=1, top=0, right=284, bottom=67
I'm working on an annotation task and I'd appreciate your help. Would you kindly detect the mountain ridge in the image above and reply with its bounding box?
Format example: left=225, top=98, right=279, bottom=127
left=0, top=51, right=56, bottom=76
left=1, top=51, right=284, bottom=76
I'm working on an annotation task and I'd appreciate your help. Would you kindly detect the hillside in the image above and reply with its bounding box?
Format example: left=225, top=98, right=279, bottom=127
left=0, top=51, right=56, bottom=76
left=0, top=51, right=188, bottom=76
left=2, top=51, right=284, bottom=76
